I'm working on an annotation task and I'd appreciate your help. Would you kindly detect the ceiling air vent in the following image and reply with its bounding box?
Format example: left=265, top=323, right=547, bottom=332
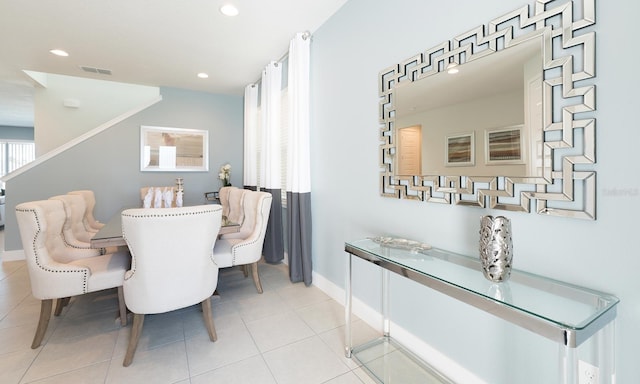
left=80, top=66, right=112, bottom=75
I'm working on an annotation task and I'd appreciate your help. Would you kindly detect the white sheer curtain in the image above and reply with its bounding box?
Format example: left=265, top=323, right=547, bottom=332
left=260, top=62, right=282, bottom=191
left=243, top=84, right=259, bottom=189
left=286, top=32, right=313, bottom=285
left=259, top=61, right=284, bottom=263
left=241, top=32, right=312, bottom=273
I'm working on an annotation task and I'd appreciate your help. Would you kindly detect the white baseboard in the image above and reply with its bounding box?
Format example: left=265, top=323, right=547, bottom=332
left=312, top=270, right=487, bottom=384
left=2, top=249, right=25, bottom=261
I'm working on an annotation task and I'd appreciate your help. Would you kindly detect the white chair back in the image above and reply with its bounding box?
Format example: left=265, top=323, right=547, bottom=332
left=68, top=190, right=104, bottom=231
left=121, top=205, right=222, bottom=314
left=16, top=199, right=94, bottom=298
left=50, top=194, right=97, bottom=246
left=235, top=190, right=271, bottom=249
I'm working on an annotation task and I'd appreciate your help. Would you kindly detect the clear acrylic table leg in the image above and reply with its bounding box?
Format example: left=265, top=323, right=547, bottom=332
left=382, top=268, right=390, bottom=337
left=598, top=320, right=616, bottom=384
left=345, top=252, right=353, bottom=358
left=560, top=343, right=577, bottom=384
left=560, top=318, right=616, bottom=384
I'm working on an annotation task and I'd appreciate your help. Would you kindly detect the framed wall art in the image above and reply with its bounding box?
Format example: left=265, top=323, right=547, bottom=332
left=445, top=132, right=474, bottom=166
left=485, top=125, right=524, bottom=165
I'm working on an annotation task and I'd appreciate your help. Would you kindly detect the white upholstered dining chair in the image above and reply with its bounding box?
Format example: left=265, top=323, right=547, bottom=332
left=120, top=205, right=222, bottom=366
left=213, top=191, right=272, bottom=293
left=67, top=190, right=104, bottom=232
left=15, top=200, right=129, bottom=349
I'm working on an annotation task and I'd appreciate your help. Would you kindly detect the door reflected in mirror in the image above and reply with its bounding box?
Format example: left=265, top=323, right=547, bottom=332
left=397, top=125, right=422, bottom=175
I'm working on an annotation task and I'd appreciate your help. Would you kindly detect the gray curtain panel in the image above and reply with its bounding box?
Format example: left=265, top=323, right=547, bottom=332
left=287, top=191, right=312, bottom=285
left=261, top=188, right=284, bottom=264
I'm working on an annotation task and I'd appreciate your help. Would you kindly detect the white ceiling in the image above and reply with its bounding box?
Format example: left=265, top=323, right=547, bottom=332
left=0, top=0, right=348, bottom=128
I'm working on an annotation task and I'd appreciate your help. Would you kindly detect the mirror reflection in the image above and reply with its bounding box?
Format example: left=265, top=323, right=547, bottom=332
left=394, top=37, right=544, bottom=179
left=140, top=126, right=209, bottom=172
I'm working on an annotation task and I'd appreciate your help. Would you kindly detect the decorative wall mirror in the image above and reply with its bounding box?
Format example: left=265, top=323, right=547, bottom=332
left=379, top=0, right=596, bottom=219
left=140, top=126, right=209, bottom=172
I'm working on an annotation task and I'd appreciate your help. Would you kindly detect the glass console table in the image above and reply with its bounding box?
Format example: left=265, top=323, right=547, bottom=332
left=344, top=238, right=619, bottom=384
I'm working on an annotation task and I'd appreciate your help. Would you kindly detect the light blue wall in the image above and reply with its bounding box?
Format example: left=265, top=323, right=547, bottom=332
left=4, top=87, right=243, bottom=251
left=0, top=126, right=33, bottom=140
left=310, top=0, right=639, bottom=382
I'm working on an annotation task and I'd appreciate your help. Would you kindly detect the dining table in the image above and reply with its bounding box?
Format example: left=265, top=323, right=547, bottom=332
left=90, top=208, right=240, bottom=248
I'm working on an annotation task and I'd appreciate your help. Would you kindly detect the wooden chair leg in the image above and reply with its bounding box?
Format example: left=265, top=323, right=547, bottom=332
left=54, top=298, right=64, bottom=316
left=242, top=265, right=249, bottom=277
left=54, top=297, right=70, bottom=316
left=123, top=313, right=145, bottom=367
left=117, top=286, right=127, bottom=326
left=32, top=299, right=53, bottom=349
left=251, top=262, right=263, bottom=294
left=201, top=297, right=218, bottom=342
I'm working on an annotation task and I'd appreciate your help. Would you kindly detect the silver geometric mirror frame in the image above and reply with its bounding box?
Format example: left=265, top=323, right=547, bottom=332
left=379, top=0, right=596, bottom=219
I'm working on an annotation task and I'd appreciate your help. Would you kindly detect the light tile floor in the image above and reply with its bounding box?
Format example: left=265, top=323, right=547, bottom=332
left=0, top=252, right=382, bottom=384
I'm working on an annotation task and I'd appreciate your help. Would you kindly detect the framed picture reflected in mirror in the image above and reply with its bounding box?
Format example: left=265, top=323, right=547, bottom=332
left=445, top=132, right=474, bottom=167
left=485, top=125, right=524, bottom=165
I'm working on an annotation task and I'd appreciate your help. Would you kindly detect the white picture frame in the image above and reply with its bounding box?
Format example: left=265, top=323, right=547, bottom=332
left=445, top=132, right=475, bottom=167
left=485, top=125, right=524, bottom=165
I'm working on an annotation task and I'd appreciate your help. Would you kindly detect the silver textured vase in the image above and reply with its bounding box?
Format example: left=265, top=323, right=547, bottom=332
left=479, top=215, right=513, bottom=282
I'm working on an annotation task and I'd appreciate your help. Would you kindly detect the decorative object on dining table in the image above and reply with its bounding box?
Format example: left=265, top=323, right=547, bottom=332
left=479, top=215, right=513, bottom=282
left=218, top=163, right=231, bottom=187
left=369, top=236, right=432, bottom=254
left=175, top=178, right=184, bottom=207
left=143, top=187, right=153, bottom=208
left=153, top=188, right=163, bottom=208
left=162, top=187, right=173, bottom=208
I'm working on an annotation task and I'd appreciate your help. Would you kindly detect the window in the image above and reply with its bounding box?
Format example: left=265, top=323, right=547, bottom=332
left=0, top=141, right=36, bottom=178
left=280, top=88, right=289, bottom=204
left=254, top=87, right=290, bottom=205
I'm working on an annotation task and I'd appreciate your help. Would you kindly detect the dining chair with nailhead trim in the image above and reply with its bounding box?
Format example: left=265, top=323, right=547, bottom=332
left=15, top=199, right=129, bottom=349
left=120, top=204, right=222, bottom=366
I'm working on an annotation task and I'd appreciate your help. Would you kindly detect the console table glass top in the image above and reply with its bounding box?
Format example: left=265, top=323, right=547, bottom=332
left=345, top=238, right=618, bottom=347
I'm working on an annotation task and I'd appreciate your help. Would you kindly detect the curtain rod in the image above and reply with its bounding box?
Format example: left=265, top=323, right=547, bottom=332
left=251, top=31, right=310, bottom=87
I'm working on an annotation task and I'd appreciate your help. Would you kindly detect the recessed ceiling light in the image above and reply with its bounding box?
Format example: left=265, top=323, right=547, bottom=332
left=49, top=49, right=69, bottom=57
left=220, top=4, right=239, bottom=16
left=197, top=73, right=209, bottom=79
